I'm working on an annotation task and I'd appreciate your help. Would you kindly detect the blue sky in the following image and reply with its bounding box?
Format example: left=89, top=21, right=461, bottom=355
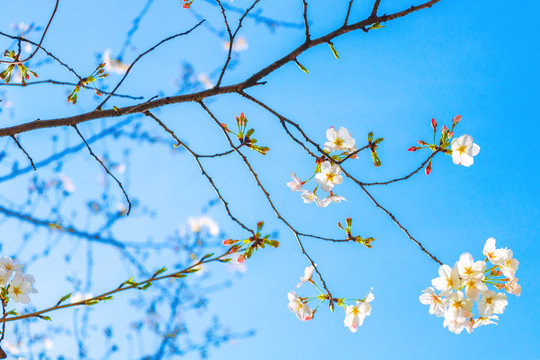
left=0, top=0, right=539, bottom=358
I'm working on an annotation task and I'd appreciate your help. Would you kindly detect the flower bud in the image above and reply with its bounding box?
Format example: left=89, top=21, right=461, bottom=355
left=418, top=140, right=428, bottom=145
left=425, top=160, right=432, bottom=175
left=236, top=254, right=246, bottom=264
left=452, top=115, right=462, bottom=125
left=431, top=118, right=437, bottom=132
left=441, top=125, right=448, bottom=133
left=222, top=239, right=235, bottom=246
left=408, top=146, right=419, bottom=152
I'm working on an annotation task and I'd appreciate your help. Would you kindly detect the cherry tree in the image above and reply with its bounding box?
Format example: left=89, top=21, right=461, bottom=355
left=0, top=0, right=525, bottom=358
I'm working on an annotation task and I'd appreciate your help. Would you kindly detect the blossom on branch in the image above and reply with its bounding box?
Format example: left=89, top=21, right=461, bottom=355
left=343, top=289, right=374, bottom=333
left=451, top=134, right=480, bottom=167
left=315, top=161, right=343, bottom=192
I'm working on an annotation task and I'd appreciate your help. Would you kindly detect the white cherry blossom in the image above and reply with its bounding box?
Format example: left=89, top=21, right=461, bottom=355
left=0, top=269, right=10, bottom=287
left=473, top=315, right=498, bottom=328
left=287, top=291, right=313, bottom=321
left=296, top=265, right=315, bottom=288
left=478, top=290, right=508, bottom=317
left=300, top=190, right=320, bottom=205
left=102, top=49, right=129, bottom=74
left=500, top=250, right=519, bottom=280
left=318, top=195, right=347, bottom=208
left=324, top=127, right=355, bottom=153
left=451, top=134, right=480, bottom=167
left=504, top=278, right=521, bottom=296
left=286, top=172, right=303, bottom=192
left=483, top=238, right=509, bottom=265
left=187, top=215, right=219, bottom=236
left=343, top=289, right=374, bottom=333
left=419, top=287, right=445, bottom=316
left=0, top=256, right=23, bottom=275
left=431, top=264, right=460, bottom=293
left=456, top=253, right=485, bottom=281
left=8, top=272, right=33, bottom=304
left=314, top=161, right=343, bottom=192
left=443, top=316, right=473, bottom=334
left=462, top=277, right=488, bottom=301
left=443, top=291, right=473, bottom=321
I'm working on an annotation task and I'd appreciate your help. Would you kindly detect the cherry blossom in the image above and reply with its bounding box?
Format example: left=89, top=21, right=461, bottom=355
left=324, top=127, right=355, bottom=153
left=478, top=290, right=508, bottom=317
left=286, top=172, right=304, bottom=192
left=0, top=256, right=23, bottom=276
left=287, top=291, right=313, bottom=321
left=296, top=265, right=315, bottom=288
left=504, top=278, right=521, bottom=296
left=431, top=264, right=460, bottom=293
left=8, top=272, right=33, bottom=304
left=500, top=250, right=519, bottom=279
left=318, top=195, right=347, bottom=208
left=419, top=287, right=445, bottom=316
left=462, top=277, right=488, bottom=301
left=443, top=316, right=473, bottom=334
left=187, top=215, right=219, bottom=236
left=443, top=291, right=473, bottom=321
left=456, top=253, right=485, bottom=281
left=343, top=289, right=374, bottom=333
left=483, top=238, right=509, bottom=265
left=473, top=315, right=498, bottom=328
left=300, top=190, right=320, bottom=205
left=314, top=161, right=343, bottom=192
left=451, top=134, right=480, bottom=167
left=102, top=49, right=129, bottom=75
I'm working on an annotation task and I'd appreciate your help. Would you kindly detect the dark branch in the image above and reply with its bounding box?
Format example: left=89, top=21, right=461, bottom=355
left=10, top=134, right=36, bottom=170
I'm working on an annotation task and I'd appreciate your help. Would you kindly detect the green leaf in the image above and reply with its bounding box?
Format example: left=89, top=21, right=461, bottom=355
left=201, top=253, right=214, bottom=261
left=153, top=267, right=167, bottom=277
left=295, top=60, right=309, bottom=74
left=56, top=292, right=72, bottom=306
left=38, top=315, right=52, bottom=321
left=368, top=22, right=385, bottom=30
left=328, top=42, right=339, bottom=60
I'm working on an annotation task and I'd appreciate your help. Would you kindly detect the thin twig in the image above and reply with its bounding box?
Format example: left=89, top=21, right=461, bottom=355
left=302, top=0, right=310, bottom=42
left=73, top=125, right=132, bottom=215
left=216, top=0, right=261, bottom=87
left=144, top=110, right=254, bottom=235
left=371, top=0, right=382, bottom=18
left=96, top=20, right=205, bottom=109
left=344, top=0, right=355, bottom=25
left=0, top=80, right=143, bottom=100
left=0, top=0, right=60, bottom=65
left=10, top=135, right=36, bottom=170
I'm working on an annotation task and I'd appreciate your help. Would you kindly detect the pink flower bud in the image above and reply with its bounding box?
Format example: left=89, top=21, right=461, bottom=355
left=452, top=115, right=462, bottom=125
left=408, top=146, right=418, bottom=152
left=418, top=140, right=428, bottom=145
left=447, top=131, right=454, bottom=138
left=425, top=161, right=432, bottom=175
left=441, top=125, right=448, bottom=133
left=431, top=118, right=437, bottom=131
left=222, top=239, right=235, bottom=246
left=236, top=254, right=246, bottom=264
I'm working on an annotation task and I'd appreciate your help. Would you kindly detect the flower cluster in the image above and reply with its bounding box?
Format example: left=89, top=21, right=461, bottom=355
left=287, top=265, right=374, bottom=332
left=222, top=221, right=279, bottom=264
left=67, top=63, right=108, bottom=104
left=221, top=113, right=270, bottom=155
left=419, top=238, right=520, bottom=334
left=0, top=256, right=37, bottom=305
left=409, top=116, right=480, bottom=174
left=288, top=127, right=357, bottom=207
left=0, top=50, right=38, bottom=85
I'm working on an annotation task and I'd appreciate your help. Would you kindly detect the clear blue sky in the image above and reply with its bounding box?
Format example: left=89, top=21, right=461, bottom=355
left=0, top=0, right=538, bottom=358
